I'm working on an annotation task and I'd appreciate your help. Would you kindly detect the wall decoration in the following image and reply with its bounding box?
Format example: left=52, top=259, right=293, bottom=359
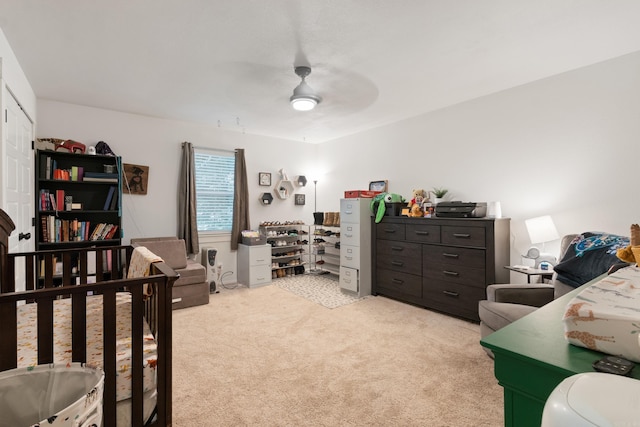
left=260, top=192, right=274, bottom=205
left=259, top=172, right=271, bottom=186
left=295, top=194, right=306, bottom=205
left=123, top=163, right=149, bottom=195
left=369, top=180, right=388, bottom=192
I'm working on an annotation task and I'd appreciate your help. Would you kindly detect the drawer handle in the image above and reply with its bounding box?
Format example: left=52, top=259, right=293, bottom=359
left=383, top=229, right=396, bottom=233
left=415, top=231, right=429, bottom=236
left=443, top=290, right=459, bottom=298
left=391, top=246, right=404, bottom=251
left=453, top=233, right=471, bottom=238
left=392, top=278, right=404, bottom=285
left=442, top=253, right=459, bottom=259
left=443, top=270, right=459, bottom=277
left=391, top=261, right=404, bottom=267
left=256, top=258, right=266, bottom=262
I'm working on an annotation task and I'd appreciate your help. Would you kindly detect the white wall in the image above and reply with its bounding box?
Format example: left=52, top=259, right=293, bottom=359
left=0, top=27, right=36, bottom=119
left=36, top=51, right=640, bottom=284
left=318, top=51, right=640, bottom=270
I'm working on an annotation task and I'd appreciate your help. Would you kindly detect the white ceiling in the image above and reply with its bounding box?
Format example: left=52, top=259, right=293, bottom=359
left=2, top=0, right=640, bottom=143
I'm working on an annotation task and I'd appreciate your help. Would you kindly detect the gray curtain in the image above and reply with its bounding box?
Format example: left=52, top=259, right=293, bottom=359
left=178, top=141, right=199, bottom=255
left=230, top=148, right=250, bottom=250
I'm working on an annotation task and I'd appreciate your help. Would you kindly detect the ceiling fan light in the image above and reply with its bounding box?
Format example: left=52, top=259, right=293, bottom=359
left=290, top=66, right=321, bottom=111
left=291, top=97, right=317, bottom=111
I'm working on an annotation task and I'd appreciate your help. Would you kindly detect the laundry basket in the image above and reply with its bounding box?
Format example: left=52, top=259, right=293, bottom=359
left=0, top=363, right=104, bottom=427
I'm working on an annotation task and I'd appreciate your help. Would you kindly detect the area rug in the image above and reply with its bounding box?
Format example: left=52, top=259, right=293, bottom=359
left=274, top=274, right=369, bottom=309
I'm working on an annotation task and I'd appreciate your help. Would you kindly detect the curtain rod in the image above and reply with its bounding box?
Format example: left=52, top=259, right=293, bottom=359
left=185, top=143, right=237, bottom=154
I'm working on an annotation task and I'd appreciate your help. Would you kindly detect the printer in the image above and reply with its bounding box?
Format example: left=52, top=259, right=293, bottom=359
left=435, top=201, right=487, bottom=218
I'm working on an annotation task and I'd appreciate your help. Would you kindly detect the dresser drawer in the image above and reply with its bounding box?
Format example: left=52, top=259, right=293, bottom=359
left=405, top=223, right=440, bottom=243
left=249, top=245, right=272, bottom=266
left=376, top=240, right=422, bottom=275
left=250, top=265, right=272, bottom=285
left=341, top=223, right=361, bottom=246
left=375, top=222, right=405, bottom=241
left=422, top=244, right=485, bottom=269
left=339, top=266, right=359, bottom=293
left=340, top=244, right=361, bottom=268
left=423, top=279, right=485, bottom=321
left=340, top=199, right=362, bottom=223
left=423, top=263, right=485, bottom=287
left=441, top=226, right=486, bottom=248
left=376, top=268, right=422, bottom=299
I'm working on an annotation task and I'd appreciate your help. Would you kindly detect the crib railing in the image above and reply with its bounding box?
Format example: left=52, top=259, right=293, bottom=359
left=0, top=245, right=178, bottom=426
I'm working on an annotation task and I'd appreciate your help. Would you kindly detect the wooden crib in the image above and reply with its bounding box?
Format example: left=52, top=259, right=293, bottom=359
left=0, top=210, right=178, bottom=426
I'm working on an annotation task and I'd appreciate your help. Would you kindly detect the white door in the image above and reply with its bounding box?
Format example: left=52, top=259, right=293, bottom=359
left=2, top=86, right=34, bottom=291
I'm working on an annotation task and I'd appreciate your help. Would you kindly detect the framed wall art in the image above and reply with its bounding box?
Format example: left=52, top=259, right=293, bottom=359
left=259, top=172, right=271, bottom=186
left=295, top=194, right=306, bottom=205
left=369, top=180, right=388, bottom=192
left=123, top=163, right=149, bottom=195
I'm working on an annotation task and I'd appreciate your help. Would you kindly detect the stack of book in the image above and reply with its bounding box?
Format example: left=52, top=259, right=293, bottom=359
left=83, top=172, right=118, bottom=183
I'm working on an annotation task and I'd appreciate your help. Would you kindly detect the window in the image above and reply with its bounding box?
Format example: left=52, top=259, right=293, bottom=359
left=194, top=149, right=235, bottom=232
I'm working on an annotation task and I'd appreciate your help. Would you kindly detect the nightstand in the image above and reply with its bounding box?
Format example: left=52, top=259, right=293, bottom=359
left=504, top=265, right=554, bottom=283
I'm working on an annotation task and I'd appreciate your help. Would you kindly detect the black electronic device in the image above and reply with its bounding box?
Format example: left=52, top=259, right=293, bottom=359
left=435, top=201, right=487, bottom=218
left=593, top=355, right=634, bottom=376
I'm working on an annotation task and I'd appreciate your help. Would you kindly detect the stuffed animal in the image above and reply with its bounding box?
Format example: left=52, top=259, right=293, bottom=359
left=408, top=188, right=427, bottom=208
left=370, top=192, right=406, bottom=223
left=616, top=224, right=640, bottom=264
left=408, top=203, right=423, bottom=218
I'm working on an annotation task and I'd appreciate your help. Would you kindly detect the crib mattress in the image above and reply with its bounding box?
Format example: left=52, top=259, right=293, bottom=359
left=563, top=265, right=640, bottom=362
left=16, top=293, right=157, bottom=402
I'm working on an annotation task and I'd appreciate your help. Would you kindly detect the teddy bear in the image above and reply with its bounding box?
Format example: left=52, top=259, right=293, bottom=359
left=616, top=224, right=640, bottom=264
left=408, top=188, right=427, bottom=208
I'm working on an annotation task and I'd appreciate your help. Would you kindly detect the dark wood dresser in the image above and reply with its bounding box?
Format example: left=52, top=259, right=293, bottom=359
left=372, top=216, right=510, bottom=322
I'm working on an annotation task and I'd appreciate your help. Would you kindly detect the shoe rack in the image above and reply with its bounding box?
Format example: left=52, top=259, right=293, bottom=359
left=259, top=221, right=310, bottom=279
left=310, top=212, right=341, bottom=276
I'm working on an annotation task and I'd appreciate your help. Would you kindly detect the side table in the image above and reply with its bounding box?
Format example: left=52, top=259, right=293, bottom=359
left=504, top=265, right=553, bottom=283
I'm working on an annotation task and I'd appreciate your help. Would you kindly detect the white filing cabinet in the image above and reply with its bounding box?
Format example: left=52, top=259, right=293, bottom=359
left=237, top=244, right=272, bottom=288
left=339, top=198, right=372, bottom=296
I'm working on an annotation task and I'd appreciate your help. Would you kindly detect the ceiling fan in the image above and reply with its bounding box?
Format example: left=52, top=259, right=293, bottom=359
left=290, top=66, right=321, bottom=111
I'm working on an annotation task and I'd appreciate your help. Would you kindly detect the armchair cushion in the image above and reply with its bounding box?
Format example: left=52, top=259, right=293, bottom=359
left=486, top=283, right=554, bottom=307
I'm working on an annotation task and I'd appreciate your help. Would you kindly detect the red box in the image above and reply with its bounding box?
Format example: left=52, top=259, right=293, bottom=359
left=344, top=190, right=381, bottom=198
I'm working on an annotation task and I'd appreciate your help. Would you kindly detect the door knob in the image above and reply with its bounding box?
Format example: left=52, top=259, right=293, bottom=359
left=19, top=232, right=31, bottom=241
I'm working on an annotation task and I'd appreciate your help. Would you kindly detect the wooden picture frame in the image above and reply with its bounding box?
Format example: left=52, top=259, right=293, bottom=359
left=295, top=194, right=306, bottom=206
left=369, top=180, right=388, bottom=192
left=123, top=163, right=149, bottom=195
left=259, top=172, right=271, bottom=186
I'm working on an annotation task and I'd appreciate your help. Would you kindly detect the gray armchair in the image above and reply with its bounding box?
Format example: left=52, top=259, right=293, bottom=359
left=478, top=234, right=577, bottom=356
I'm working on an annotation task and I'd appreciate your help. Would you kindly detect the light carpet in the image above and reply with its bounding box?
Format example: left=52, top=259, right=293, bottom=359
left=173, top=279, right=503, bottom=426
left=274, top=274, right=369, bottom=308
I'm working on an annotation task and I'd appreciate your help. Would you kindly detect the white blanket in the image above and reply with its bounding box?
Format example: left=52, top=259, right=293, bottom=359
left=563, top=266, right=640, bottom=362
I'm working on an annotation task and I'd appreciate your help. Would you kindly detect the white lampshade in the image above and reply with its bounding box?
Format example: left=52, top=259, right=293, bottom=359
left=525, top=215, right=559, bottom=244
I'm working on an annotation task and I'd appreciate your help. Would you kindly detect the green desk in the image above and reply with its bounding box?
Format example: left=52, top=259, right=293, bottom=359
left=480, top=275, right=640, bottom=427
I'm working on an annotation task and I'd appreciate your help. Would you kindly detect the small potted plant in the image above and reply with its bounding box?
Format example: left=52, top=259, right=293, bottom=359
left=431, top=187, right=448, bottom=205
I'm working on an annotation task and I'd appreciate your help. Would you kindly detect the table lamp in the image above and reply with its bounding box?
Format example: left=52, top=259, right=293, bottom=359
left=524, top=215, right=560, bottom=268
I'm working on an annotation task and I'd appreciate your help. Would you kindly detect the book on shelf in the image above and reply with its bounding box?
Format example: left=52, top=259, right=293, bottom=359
left=109, top=190, right=118, bottom=210
left=71, top=166, right=84, bottom=182
left=84, top=171, right=119, bottom=179
left=83, top=177, right=118, bottom=183
left=103, top=186, right=116, bottom=210
left=55, top=189, right=65, bottom=211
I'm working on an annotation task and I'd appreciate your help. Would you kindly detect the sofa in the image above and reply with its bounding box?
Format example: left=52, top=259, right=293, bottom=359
left=130, top=236, right=209, bottom=310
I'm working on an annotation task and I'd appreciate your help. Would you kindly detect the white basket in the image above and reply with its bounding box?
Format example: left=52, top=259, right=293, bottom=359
left=0, top=363, right=104, bottom=427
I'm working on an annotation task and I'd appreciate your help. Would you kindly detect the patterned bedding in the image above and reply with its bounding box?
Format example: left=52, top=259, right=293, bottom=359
left=16, top=293, right=157, bottom=402
left=563, top=266, right=640, bottom=362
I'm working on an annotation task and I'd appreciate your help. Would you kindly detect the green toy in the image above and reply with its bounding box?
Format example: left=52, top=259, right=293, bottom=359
left=370, top=192, right=406, bottom=223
